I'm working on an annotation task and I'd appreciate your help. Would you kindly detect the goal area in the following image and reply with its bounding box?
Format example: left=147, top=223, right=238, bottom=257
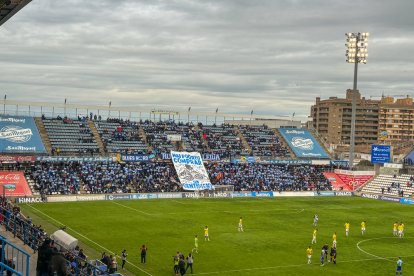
left=213, top=185, right=234, bottom=192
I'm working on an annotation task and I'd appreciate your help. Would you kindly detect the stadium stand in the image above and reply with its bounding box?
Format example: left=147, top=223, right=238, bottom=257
left=42, top=117, right=99, bottom=155
left=95, top=118, right=147, bottom=154
left=361, top=174, right=414, bottom=198
left=239, top=125, right=291, bottom=157
left=0, top=196, right=111, bottom=275
left=207, top=163, right=332, bottom=191
left=200, top=124, right=247, bottom=158
left=141, top=120, right=205, bottom=153
left=28, top=162, right=81, bottom=195
left=79, top=162, right=182, bottom=194
left=22, top=161, right=333, bottom=195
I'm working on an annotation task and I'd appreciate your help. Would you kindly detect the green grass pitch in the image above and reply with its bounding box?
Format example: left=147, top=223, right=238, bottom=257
left=18, top=197, right=414, bottom=275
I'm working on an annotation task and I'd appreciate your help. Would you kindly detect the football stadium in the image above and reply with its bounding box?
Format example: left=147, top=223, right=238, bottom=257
left=1, top=1, right=414, bottom=276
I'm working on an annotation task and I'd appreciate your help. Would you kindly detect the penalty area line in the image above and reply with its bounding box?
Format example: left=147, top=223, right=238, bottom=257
left=25, top=204, right=154, bottom=276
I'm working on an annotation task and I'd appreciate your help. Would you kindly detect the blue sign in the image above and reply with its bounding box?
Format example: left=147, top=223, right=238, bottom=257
left=278, top=129, right=329, bottom=158
left=0, top=116, right=46, bottom=153
left=400, top=198, right=414, bottom=205
left=121, top=154, right=151, bottom=162
left=252, top=191, right=273, bottom=197
left=232, top=192, right=254, bottom=198
left=371, top=145, right=391, bottom=164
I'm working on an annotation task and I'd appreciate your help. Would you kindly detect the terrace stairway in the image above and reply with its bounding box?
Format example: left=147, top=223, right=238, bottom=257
left=87, top=120, right=106, bottom=155
left=138, top=126, right=152, bottom=153
left=34, top=117, right=52, bottom=154
left=235, top=127, right=252, bottom=154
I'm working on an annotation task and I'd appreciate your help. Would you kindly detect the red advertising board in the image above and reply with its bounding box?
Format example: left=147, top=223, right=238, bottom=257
left=0, top=156, right=36, bottom=162
left=0, top=171, right=32, bottom=196
left=323, top=172, right=347, bottom=190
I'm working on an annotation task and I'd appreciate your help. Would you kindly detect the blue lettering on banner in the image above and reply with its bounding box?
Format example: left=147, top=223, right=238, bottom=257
left=371, top=145, right=391, bottom=164
left=163, top=152, right=220, bottom=161
left=171, top=152, right=202, bottom=165
left=183, top=183, right=214, bottom=190
left=0, top=116, right=46, bottom=153
left=278, top=129, right=329, bottom=159
left=400, top=198, right=414, bottom=205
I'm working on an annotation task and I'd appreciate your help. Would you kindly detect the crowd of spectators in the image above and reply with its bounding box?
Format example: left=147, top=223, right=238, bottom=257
left=79, top=162, right=182, bottom=194
left=200, top=124, right=246, bottom=158
left=42, top=116, right=100, bottom=155
left=0, top=196, right=105, bottom=275
left=239, top=125, right=291, bottom=157
left=142, top=120, right=205, bottom=153
left=207, top=163, right=332, bottom=192
left=26, top=161, right=332, bottom=195
left=29, top=162, right=81, bottom=195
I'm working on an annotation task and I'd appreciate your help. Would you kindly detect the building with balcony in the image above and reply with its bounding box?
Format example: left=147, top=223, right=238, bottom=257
left=310, top=89, right=380, bottom=146
left=379, top=96, right=414, bottom=142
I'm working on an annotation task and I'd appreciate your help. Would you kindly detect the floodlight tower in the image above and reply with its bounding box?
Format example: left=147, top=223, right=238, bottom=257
left=345, top=32, right=369, bottom=168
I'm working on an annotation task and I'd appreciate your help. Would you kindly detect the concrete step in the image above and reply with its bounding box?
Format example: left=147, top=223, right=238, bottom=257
left=88, top=120, right=106, bottom=155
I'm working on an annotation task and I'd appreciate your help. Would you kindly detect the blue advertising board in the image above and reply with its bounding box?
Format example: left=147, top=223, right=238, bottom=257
left=120, top=154, right=152, bottom=162
left=400, top=198, right=414, bottom=205
left=278, top=129, right=329, bottom=158
left=0, top=116, right=46, bottom=153
left=371, top=145, right=391, bottom=164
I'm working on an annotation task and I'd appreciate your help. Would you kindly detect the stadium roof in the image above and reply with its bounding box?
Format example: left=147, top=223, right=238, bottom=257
left=0, top=0, right=31, bottom=26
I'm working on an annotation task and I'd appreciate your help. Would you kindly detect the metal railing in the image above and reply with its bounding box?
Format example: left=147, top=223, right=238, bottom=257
left=0, top=235, right=30, bottom=276
left=0, top=205, right=120, bottom=275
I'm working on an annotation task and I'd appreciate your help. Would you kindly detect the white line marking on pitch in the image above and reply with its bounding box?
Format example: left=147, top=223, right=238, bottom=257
left=171, top=200, right=186, bottom=205
left=111, top=201, right=153, bottom=215
left=357, top=236, right=414, bottom=265
left=192, top=255, right=414, bottom=275
left=26, top=204, right=153, bottom=276
left=165, top=208, right=306, bottom=215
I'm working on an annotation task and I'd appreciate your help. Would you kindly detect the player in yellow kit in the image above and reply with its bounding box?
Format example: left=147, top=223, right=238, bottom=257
left=361, top=221, right=366, bottom=235
left=398, top=222, right=404, bottom=238
left=332, top=232, right=337, bottom=247
left=238, top=217, right=244, bottom=232
left=393, top=222, right=398, bottom=236
left=306, top=246, right=313, bottom=264
left=204, top=226, right=210, bottom=241
left=311, top=228, right=317, bottom=244
left=192, top=235, right=199, bottom=253
left=345, top=222, right=350, bottom=237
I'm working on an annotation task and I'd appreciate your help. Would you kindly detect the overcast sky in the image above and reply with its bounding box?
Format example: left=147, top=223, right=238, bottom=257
left=1, top=0, right=414, bottom=120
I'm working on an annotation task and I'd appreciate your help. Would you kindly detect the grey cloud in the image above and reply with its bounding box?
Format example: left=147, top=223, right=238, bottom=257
left=1, top=0, right=414, bottom=121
